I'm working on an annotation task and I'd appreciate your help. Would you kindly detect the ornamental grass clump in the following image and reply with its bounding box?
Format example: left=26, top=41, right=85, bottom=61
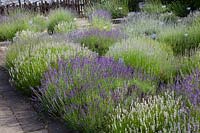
left=34, top=56, right=156, bottom=132
left=6, top=31, right=93, bottom=95
left=89, top=9, right=112, bottom=30
left=106, top=37, right=175, bottom=81
left=104, top=91, right=200, bottom=132
left=47, top=8, right=75, bottom=34
left=68, top=28, right=125, bottom=56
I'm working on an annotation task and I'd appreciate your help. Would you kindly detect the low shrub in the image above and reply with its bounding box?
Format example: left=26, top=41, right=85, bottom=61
left=168, top=1, right=190, bottom=17
left=6, top=31, right=93, bottom=95
left=88, top=1, right=129, bottom=19
left=160, top=12, right=178, bottom=23
left=159, top=21, right=200, bottom=55
left=34, top=56, right=156, bottom=132
left=68, top=28, right=125, bottom=56
left=125, top=13, right=174, bottom=38
left=28, top=15, right=47, bottom=32
left=0, top=13, right=30, bottom=41
left=104, top=91, right=200, bottom=132
left=54, top=21, right=76, bottom=34
left=172, top=69, right=200, bottom=106
left=47, top=9, right=75, bottom=34
left=176, top=50, right=200, bottom=75
left=142, top=0, right=168, bottom=14
left=89, top=9, right=112, bottom=31
left=106, top=37, right=175, bottom=81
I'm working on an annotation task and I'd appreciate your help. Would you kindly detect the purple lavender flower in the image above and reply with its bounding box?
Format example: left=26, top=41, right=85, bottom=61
left=33, top=55, right=158, bottom=131
left=89, top=9, right=111, bottom=22
left=173, top=69, right=200, bottom=106
left=67, top=28, right=125, bottom=41
left=67, top=28, right=126, bottom=55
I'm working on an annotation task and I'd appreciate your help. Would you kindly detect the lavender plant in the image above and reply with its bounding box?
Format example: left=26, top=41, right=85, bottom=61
left=104, top=91, right=200, bottom=132
left=89, top=9, right=112, bottom=30
left=142, top=0, right=168, bottom=14
left=106, top=37, right=176, bottom=81
left=159, top=15, right=200, bottom=55
left=28, top=15, right=47, bottom=32
left=34, top=56, right=156, bottom=132
left=86, top=0, right=129, bottom=19
left=172, top=69, right=200, bottom=106
left=54, top=21, right=76, bottom=34
left=68, top=28, right=125, bottom=56
left=0, top=12, right=31, bottom=41
left=6, top=31, right=94, bottom=95
left=47, top=8, right=75, bottom=34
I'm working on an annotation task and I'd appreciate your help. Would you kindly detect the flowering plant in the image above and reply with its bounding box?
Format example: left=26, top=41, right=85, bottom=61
left=68, top=28, right=125, bottom=55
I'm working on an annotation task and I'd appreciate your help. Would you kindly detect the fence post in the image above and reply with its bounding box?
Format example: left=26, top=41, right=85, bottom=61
left=18, top=0, right=21, bottom=7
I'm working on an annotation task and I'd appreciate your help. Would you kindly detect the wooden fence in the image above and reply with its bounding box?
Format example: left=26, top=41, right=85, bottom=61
left=0, top=0, right=91, bottom=16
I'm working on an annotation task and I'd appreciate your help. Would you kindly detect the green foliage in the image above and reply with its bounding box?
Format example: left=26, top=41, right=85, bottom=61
left=159, top=21, right=200, bottom=55
left=169, top=1, right=190, bottom=17
left=28, top=15, right=47, bottom=32
left=79, top=35, right=115, bottom=56
left=0, top=13, right=30, bottom=41
left=88, top=1, right=129, bottom=19
left=70, top=28, right=123, bottom=56
left=6, top=31, right=93, bottom=95
left=91, top=17, right=112, bottom=30
left=54, top=21, right=77, bottom=33
left=142, top=0, right=168, bottom=14
left=104, top=91, right=200, bottom=132
left=177, top=50, right=200, bottom=76
left=160, top=12, right=179, bottom=23
left=33, top=56, right=156, bottom=132
left=47, top=9, right=75, bottom=33
left=125, top=13, right=176, bottom=38
left=162, top=0, right=200, bottom=17
left=106, top=37, right=175, bottom=81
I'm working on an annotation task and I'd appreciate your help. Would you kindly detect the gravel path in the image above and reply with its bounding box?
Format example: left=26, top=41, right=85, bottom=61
left=0, top=44, right=76, bottom=133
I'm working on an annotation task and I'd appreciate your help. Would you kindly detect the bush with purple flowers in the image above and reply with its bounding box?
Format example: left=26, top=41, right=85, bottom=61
left=6, top=31, right=94, bottom=95
left=89, top=9, right=112, bottom=30
left=171, top=69, right=200, bottom=106
left=68, top=28, right=125, bottom=56
left=34, top=56, right=156, bottom=132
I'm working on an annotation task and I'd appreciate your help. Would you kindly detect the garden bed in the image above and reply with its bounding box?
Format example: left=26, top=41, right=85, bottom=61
left=0, top=1, right=200, bottom=132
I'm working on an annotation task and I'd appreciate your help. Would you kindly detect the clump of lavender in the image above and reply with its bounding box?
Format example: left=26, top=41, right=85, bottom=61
left=67, top=28, right=125, bottom=55
left=104, top=91, right=200, bottom=132
left=0, top=16, right=9, bottom=23
left=173, top=69, right=200, bottom=106
left=34, top=56, right=155, bottom=132
left=89, top=9, right=111, bottom=22
left=89, top=9, right=112, bottom=31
